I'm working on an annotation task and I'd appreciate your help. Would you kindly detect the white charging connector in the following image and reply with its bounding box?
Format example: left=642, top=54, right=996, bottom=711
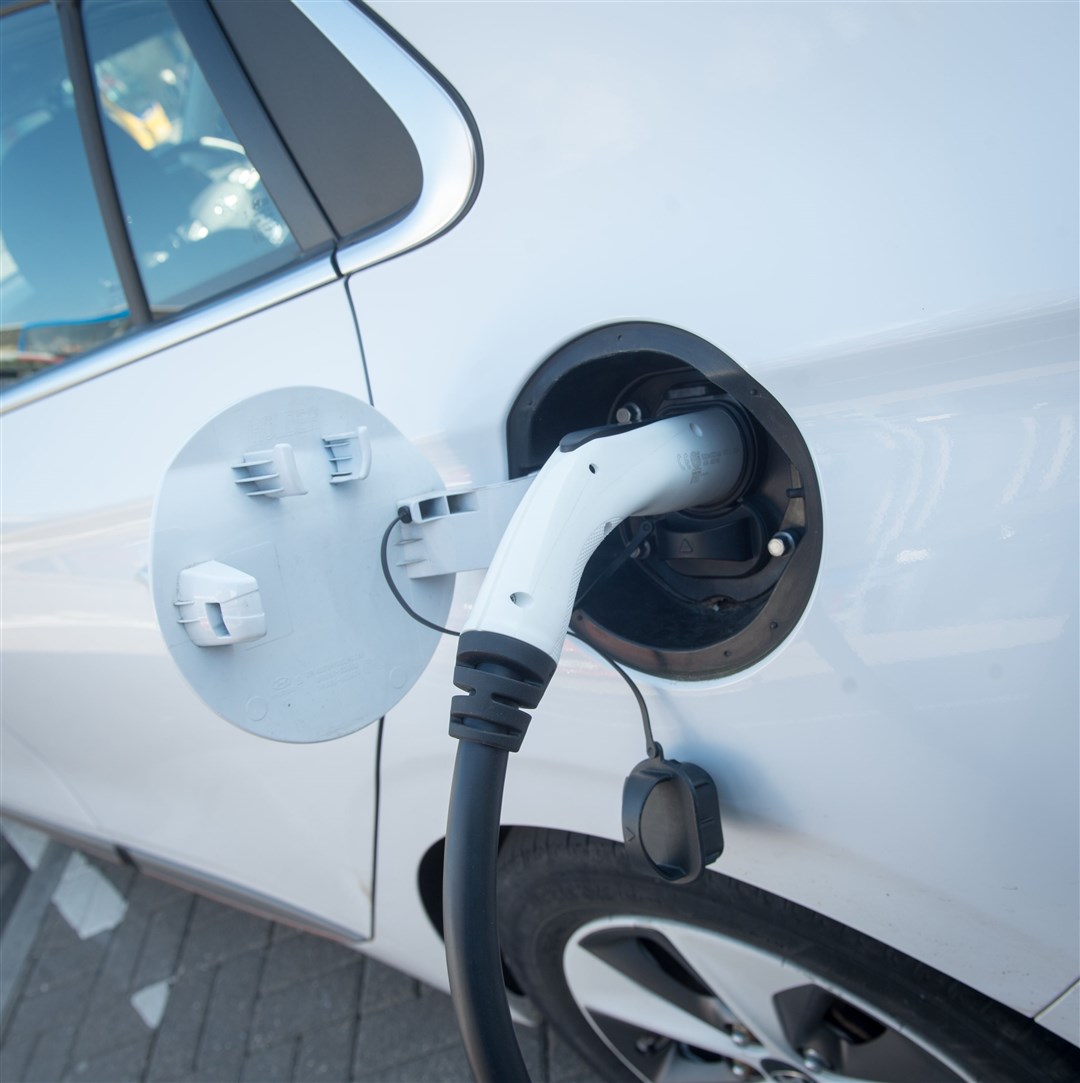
left=463, top=407, right=747, bottom=661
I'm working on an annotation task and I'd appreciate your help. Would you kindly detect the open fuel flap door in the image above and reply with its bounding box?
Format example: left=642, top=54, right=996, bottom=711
left=149, top=387, right=456, bottom=743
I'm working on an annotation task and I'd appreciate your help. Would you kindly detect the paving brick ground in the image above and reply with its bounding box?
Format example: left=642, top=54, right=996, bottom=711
left=0, top=844, right=600, bottom=1083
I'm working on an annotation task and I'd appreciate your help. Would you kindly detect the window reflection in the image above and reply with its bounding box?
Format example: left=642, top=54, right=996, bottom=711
left=0, top=4, right=130, bottom=386
left=82, top=0, right=300, bottom=313
left=0, top=0, right=305, bottom=389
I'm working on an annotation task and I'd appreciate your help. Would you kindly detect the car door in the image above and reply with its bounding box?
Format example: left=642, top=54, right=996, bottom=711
left=0, top=0, right=478, bottom=941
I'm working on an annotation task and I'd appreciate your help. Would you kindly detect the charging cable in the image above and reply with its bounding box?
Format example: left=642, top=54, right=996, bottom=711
left=386, top=408, right=744, bottom=1082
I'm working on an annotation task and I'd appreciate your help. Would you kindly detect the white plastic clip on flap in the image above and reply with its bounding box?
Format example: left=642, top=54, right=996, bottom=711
left=174, top=561, right=267, bottom=647
left=394, top=476, right=534, bottom=579
left=322, top=427, right=372, bottom=484
left=232, top=443, right=307, bottom=497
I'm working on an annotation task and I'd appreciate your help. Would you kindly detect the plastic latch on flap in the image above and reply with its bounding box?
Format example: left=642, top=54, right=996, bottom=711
left=231, top=443, right=307, bottom=498
left=322, top=428, right=372, bottom=484
left=174, top=560, right=267, bottom=647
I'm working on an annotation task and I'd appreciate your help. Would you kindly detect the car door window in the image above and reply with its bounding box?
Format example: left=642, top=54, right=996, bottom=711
left=81, top=0, right=301, bottom=315
left=0, top=3, right=131, bottom=386
left=0, top=0, right=305, bottom=390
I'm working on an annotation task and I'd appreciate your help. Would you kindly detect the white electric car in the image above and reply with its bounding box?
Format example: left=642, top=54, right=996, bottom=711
left=2, top=2, right=1077, bottom=1081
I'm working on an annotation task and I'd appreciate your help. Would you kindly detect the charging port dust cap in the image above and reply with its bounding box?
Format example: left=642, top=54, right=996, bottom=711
left=622, top=743, right=724, bottom=884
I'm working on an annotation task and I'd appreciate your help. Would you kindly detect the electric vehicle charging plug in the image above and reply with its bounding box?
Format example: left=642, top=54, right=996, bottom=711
left=458, top=407, right=748, bottom=665
left=444, top=408, right=748, bottom=1083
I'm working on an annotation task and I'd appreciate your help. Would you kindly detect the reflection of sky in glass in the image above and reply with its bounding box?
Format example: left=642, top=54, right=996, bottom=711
left=0, top=4, right=131, bottom=378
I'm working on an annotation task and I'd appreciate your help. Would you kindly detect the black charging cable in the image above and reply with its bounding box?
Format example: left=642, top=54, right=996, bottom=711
left=381, top=516, right=661, bottom=1081
left=381, top=515, right=719, bottom=1083
left=380, top=517, right=460, bottom=638
left=445, top=736, right=529, bottom=1081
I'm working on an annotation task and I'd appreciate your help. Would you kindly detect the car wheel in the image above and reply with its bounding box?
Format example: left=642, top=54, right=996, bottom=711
left=497, top=829, right=1080, bottom=1083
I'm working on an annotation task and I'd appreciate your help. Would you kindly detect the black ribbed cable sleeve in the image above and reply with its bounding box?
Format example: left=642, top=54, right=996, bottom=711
left=443, top=740, right=530, bottom=1083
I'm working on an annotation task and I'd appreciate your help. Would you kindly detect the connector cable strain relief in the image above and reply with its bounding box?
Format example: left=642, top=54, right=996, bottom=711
left=449, top=631, right=557, bottom=753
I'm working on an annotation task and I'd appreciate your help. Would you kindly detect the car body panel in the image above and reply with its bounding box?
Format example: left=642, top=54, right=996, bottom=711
left=1037, top=980, right=1080, bottom=1047
left=355, top=0, right=1079, bottom=1015
left=371, top=303, right=1079, bottom=1015
left=1, top=278, right=379, bottom=938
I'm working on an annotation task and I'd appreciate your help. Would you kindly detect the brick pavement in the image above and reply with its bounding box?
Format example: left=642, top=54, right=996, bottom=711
left=0, top=840, right=600, bottom=1083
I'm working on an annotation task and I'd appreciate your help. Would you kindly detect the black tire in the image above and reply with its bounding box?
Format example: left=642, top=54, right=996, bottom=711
left=497, top=829, right=1080, bottom=1083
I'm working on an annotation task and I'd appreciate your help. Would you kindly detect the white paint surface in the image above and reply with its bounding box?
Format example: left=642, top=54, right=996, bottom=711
left=130, top=980, right=170, bottom=1030
left=1, top=819, right=48, bottom=870
left=1035, top=980, right=1080, bottom=1046
left=51, top=853, right=127, bottom=940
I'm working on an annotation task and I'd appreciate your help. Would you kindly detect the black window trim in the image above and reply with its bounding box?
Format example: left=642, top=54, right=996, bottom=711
left=54, top=0, right=153, bottom=325
left=208, top=0, right=423, bottom=247
left=164, top=0, right=335, bottom=253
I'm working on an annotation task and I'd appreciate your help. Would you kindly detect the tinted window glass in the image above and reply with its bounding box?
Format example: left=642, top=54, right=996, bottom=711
left=82, top=0, right=301, bottom=313
left=0, top=3, right=131, bottom=387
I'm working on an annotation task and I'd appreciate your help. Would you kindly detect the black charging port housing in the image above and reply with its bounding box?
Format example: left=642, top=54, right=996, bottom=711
left=506, top=322, right=822, bottom=680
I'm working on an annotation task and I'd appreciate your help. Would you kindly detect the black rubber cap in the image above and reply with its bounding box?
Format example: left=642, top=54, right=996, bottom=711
left=622, top=744, right=724, bottom=883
